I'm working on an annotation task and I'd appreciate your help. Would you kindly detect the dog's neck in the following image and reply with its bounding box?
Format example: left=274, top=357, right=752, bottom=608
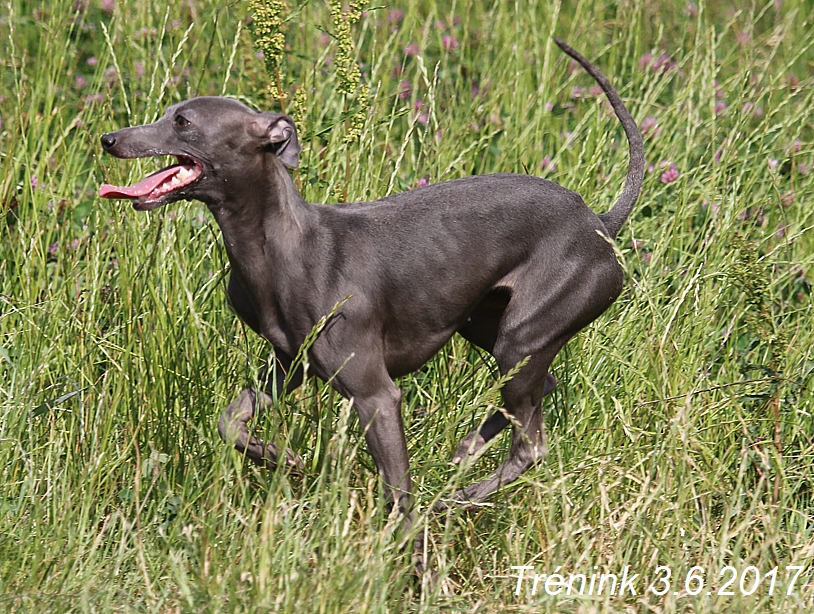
left=206, top=159, right=319, bottom=342
left=208, top=155, right=308, bottom=245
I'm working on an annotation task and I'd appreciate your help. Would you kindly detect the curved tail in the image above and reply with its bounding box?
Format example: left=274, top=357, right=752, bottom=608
left=553, top=38, right=644, bottom=240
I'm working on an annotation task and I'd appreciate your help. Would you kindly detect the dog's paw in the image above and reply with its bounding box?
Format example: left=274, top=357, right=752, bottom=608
left=452, top=431, right=487, bottom=464
left=282, top=446, right=305, bottom=471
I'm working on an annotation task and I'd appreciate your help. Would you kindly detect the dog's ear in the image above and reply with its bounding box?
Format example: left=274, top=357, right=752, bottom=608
left=246, top=113, right=301, bottom=169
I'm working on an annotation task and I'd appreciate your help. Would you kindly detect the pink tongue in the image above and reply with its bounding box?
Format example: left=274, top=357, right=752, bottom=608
left=98, top=166, right=180, bottom=199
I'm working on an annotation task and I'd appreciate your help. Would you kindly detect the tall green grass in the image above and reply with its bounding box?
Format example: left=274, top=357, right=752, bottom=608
left=2, top=0, right=814, bottom=611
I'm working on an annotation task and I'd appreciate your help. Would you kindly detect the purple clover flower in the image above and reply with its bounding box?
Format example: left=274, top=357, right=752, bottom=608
left=398, top=80, right=412, bottom=100
left=660, top=163, right=679, bottom=184
left=640, top=116, right=659, bottom=138
left=540, top=156, right=556, bottom=173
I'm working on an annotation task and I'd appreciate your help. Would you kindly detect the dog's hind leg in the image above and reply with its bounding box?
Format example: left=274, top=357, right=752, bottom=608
left=449, top=254, right=622, bottom=504
left=447, top=346, right=561, bottom=505
left=218, top=352, right=305, bottom=470
left=453, top=288, right=557, bottom=465
left=452, top=372, right=557, bottom=465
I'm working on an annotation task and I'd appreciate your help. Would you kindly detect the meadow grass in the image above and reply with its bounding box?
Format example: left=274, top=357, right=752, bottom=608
left=2, top=0, right=814, bottom=611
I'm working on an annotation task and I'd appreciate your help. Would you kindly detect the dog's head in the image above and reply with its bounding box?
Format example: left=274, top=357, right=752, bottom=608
left=99, top=97, right=301, bottom=210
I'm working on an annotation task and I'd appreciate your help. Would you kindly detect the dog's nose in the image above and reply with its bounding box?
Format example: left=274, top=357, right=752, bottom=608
left=100, top=133, right=117, bottom=150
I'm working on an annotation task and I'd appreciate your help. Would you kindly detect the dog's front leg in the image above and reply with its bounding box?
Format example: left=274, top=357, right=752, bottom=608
left=348, top=378, right=431, bottom=571
left=218, top=352, right=305, bottom=470
left=353, top=384, right=412, bottom=517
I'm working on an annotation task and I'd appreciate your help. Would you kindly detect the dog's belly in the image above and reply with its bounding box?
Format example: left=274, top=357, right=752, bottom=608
left=382, top=329, right=459, bottom=378
left=376, top=287, right=503, bottom=377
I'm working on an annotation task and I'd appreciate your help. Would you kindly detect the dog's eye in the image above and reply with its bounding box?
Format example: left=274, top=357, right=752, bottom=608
left=174, top=115, right=190, bottom=128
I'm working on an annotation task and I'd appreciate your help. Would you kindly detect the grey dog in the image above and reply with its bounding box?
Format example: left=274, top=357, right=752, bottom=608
left=99, top=38, right=643, bottom=526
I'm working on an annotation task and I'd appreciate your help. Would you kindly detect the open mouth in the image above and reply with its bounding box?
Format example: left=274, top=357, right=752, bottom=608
left=98, top=156, right=203, bottom=210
